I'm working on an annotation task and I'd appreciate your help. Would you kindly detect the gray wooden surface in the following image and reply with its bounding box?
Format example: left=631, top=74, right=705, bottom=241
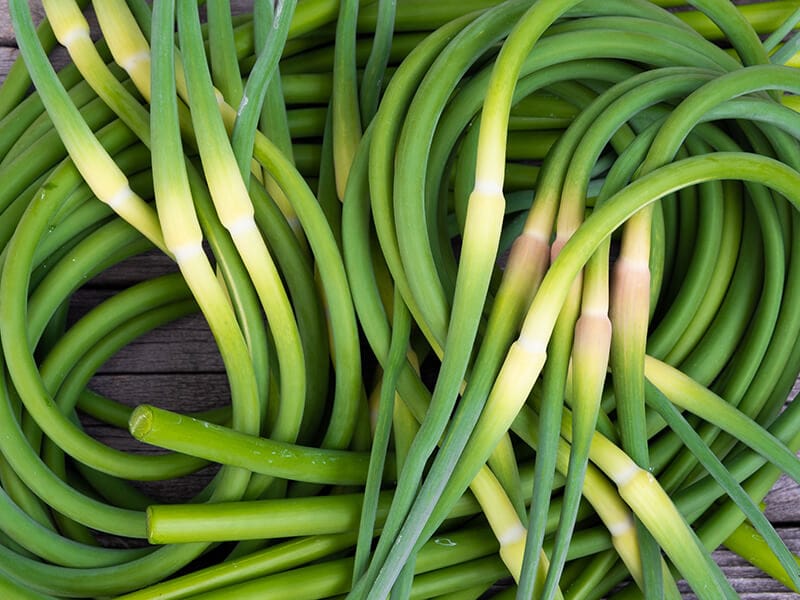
left=2, top=1, right=800, bottom=598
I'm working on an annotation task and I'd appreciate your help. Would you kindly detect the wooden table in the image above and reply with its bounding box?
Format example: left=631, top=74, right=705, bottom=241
left=1, top=1, right=800, bottom=598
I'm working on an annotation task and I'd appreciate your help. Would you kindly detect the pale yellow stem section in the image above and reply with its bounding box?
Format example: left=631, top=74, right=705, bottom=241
left=584, top=420, right=714, bottom=591
left=572, top=313, right=612, bottom=391
left=503, top=228, right=551, bottom=308
left=582, top=467, right=643, bottom=587
left=782, top=94, right=800, bottom=111
left=38, top=0, right=165, bottom=252
left=197, top=159, right=305, bottom=443
left=514, top=407, right=648, bottom=588
left=470, top=468, right=529, bottom=582
left=470, top=467, right=563, bottom=599
left=93, top=0, right=300, bottom=233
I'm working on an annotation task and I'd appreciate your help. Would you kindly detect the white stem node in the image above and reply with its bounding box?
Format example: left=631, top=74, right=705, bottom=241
left=613, top=461, right=643, bottom=488
left=517, top=333, right=547, bottom=357
left=107, top=185, right=135, bottom=211
left=498, top=522, right=527, bottom=548
left=60, top=25, right=90, bottom=49
left=607, top=515, right=635, bottom=538
left=226, top=215, right=258, bottom=237
left=472, top=178, right=503, bottom=197
left=171, top=243, right=205, bottom=264
left=121, top=50, right=151, bottom=75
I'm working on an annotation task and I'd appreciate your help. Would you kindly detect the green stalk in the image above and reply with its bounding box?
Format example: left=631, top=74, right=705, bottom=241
left=30, top=271, right=208, bottom=479
left=359, top=0, right=396, bottom=123
left=207, top=0, right=243, bottom=105
left=254, top=0, right=295, bottom=163
left=353, top=289, right=411, bottom=581
left=42, top=0, right=151, bottom=146
left=150, top=0, right=258, bottom=521
left=763, top=6, right=800, bottom=51
left=344, top=121, right=536, bottom=590
left=129, top=404, right=374, bottom=487
left=510, top=407, right=651, bottom=591
left=0, top=73, right=103, bottom=166
left=0, top=573, right=54, bottom=600
left=145, top=471, right=537, bottom=546
left=252, top=119, right=363, bottom=452
left=332, top=0, right=363, bottom=199
left=535, top=258, right=611, bottom=600
left=644, top=357, right=800, bottom=485
left=678, top=1, right=800, bottom=41
left=117, top=535, right=357, bottom=600
left=663, top=181, right=742, bottom=365
left=644, top=378, right=800, bottom=591
left=363, top=4, right=533, bottom=589
left=237, top=0, right=304, bottom=246
left=178, top=0, right=306, bottom=444
left=231, top=0, right=296, bottom=185
left=0, top=173, right=147, bottom=536
left=0, top=1, right=71, bottom=120
left=518, top=287, right=579, bottom=600
left=30, top=3, right=267, bottom=432
left=368, top=14, right=475, bottom=356
left=8, top=0, right=165, bottom=250
left=684, top=0, right=770, bottom=66
left=357, top=4, right=594, bottom=596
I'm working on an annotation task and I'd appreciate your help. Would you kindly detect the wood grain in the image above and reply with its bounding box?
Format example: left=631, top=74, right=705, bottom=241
left=2, top=2, right=800, bottom=599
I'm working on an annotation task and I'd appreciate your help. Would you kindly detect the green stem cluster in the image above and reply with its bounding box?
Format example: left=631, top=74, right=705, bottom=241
left=0, top=1, right=799, bottom=599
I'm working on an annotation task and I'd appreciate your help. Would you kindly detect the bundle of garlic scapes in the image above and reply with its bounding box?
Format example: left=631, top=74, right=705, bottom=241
left=1, top=0, right=800, bottom=598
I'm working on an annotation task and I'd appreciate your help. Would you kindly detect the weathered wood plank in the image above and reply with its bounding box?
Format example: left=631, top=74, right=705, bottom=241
left=684, top=547, right=800, bottom=599
left=82, top=249, right=179, bottom=289
left=0, top=45, right=15, bottom=75
left=0, top=0, right=44, bottom=46
left=765, top=475, right=800, bottom=524
left=686, top=534, right=800, bottom=599
left=88, top=372, right=229, bottom=411
left=68, top=289, right=224, bottom=373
